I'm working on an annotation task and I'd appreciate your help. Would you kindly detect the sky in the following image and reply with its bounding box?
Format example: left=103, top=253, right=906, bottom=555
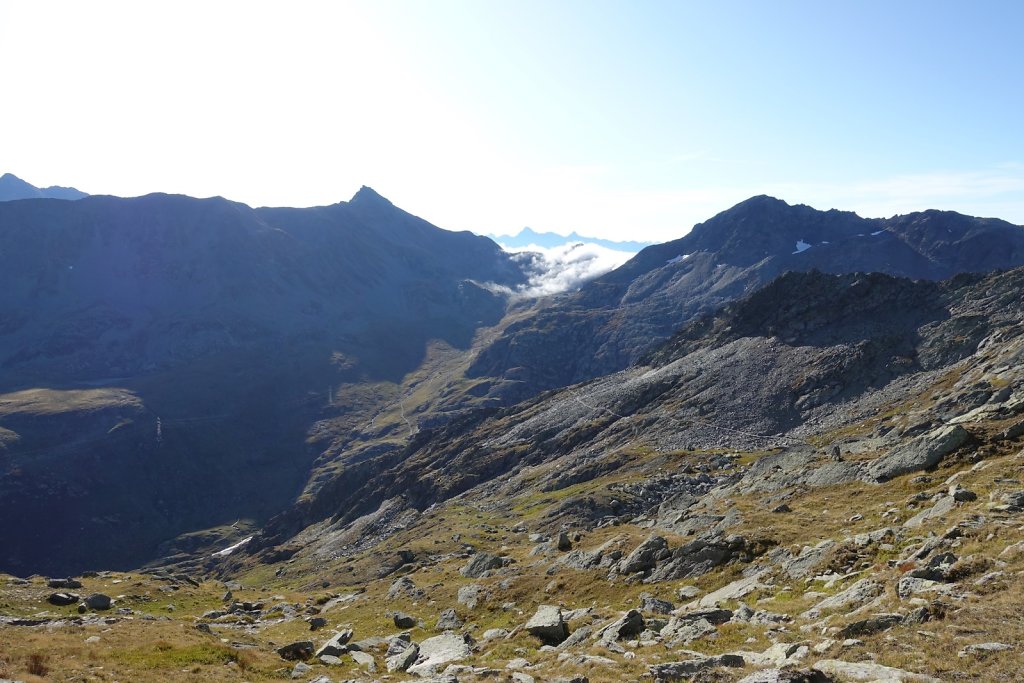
left=1, top=0, right=1023, bottom=243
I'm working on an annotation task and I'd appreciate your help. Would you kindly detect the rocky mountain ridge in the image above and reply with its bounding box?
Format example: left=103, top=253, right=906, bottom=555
left=0, top=172, right=88, bottom=201
left=0, top=187, right=527, bottom=575
left=467, top=196, right=1024, bottom=403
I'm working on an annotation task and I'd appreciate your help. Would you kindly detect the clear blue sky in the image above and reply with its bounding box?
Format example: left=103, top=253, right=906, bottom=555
left=1, top=0, right=1022, bottom=241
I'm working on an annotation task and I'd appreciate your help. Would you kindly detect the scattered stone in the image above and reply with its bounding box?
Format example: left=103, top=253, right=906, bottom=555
left=598, top=609, right=644, bottom=643
left=47, top=577, right=83, bottom=589
left=457, top=583, right=482, bottom=610
left=556, top=625, right=592, bottom=650
left=557, top=531, right=573, bottom=551
left=511, top=673, right=535, bottom=683
left=278, top=641, right=315, bottom=661
left=838, top=613, right=904, bottom=638
left=649, top=654, right=744, bottom=681
left=639, top=593, right=675, bottom=614
left=738, top=670, right=832, bottom=683
left=84, top=593, right=112, bottom=611
left=290, top=662, right=311, bottom=679
left=959, top=642, right=1013, bottom=657
left=350, top=650, right=377, bottom=673
left=772, top=503, right=793, bottom=513
left=868, top=425, right=970, bottom=482
left=482, top=628, right=509, bottom=641
left=388, top=575, right=424, bottom=600
left=436, top=607, right=463, bottom=631
left=460, top=552, right=513, bottom=578
left=385, top=641, right=419, bottom=672
left=676, top=585, right=700, bottom=600
left=802, top=579, right=884, bottom=619
left=315, top=629, right=353, bottom=658
left=394, top=611, right=417, bottom=629
left=525, top=605, right=569, bottom=644
left=308, top=616, right=327, bottom=631
left=47, top=592, right=79, bottom=606
left=950, top=485, right=977, bottom=502
left=319, top=654, right=342, bottom=665
left=813, top=658, right=941, bottom=682
left=905, top=495, right=957, bottom=528
left=407, top=633, right=474, bottom=676
left=551, top=677, right=589, bottom=683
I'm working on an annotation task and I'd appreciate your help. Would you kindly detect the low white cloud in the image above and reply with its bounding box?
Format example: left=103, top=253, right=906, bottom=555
left=501, top=242, right=636, bottom=297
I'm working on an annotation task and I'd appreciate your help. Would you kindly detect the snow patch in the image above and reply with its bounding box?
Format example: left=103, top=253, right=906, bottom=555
left=212, top=535, right=253, bottom=558
left=667, top=253, right=692, bottom=265
left=793, top=239, right=812, bottom=254
left=870, top=230, right=886, bottom=236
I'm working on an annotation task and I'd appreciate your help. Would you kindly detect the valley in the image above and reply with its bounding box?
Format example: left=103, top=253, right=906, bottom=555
left=2, top=192, right=1024, bottom=682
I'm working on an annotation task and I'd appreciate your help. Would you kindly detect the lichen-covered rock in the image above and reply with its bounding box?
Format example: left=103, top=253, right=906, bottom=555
left=525, top=605, right=569, bottom=644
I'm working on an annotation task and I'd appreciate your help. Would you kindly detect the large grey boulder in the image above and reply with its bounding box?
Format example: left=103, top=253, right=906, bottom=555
left=315, top=629, right=353, bottom=657
left=649, top=654, right=744, bottom=681
left=617, top=535, right=669, bottom=575
left=802, top=579, right=884, bottom=619
left=388, top=575, right=424, bottom=600
left=84, top=593, right=112, bottom=610
left=457, top=583, right=482, bottom=610
left=407, top=633, right=473, bottom=676
left=435, top=607, right=463, bottom=631
left=460, top=552, right=513, bottom=578
left=597, top=609, right=644, bottom=643
left=738, top=670, right=832, bottom=683
left=525, top=605, right=569, bottom=644
left=386, top=641, right=419, bottom=672
left=813, top=658, right=940, bottom=682
left=868, top=425, right=970, bottom=481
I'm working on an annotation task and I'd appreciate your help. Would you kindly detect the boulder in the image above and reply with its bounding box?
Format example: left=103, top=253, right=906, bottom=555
left=598, top=609, right=644, bottom=642
left=868, top=425, right=970, bottom=481
left=290, top=662, right=311, bottom=679
left=393, top=611, right=417, bottom=629
left=457, top=583, right=482, bottom=610
left=738, top=670, right=832, bottom=683
left=277, top=641, right=315, bottom=661
left=388, top=575, right=424, bottom=600
left=638, top=593, right=674, bottom=614
left=385, top=642, right=419, bottom=672
left=813, top=658, right=940, bottom=682
left=435, top=607, right=463, bottom=631
left=838, top=613, right=904, bottom=638
left=84, top=593, right=112, bottom=610
left=47, top=592, right=79, bottom=606
left=314, top=629, right=353, bottom=658
left=802, top=579, right=884, bottom=619
left=47, top=577, right=83, bottom=589
left=407, top=632, right=473, bottom=676
left=350, top=650, right=377, bottom=673
left=617, top=535, right=669, bottom=575
left=649, top=654, right=744, bottom=681
left=460, top=552, right=513, bottom=578
left=525, top=605, right=569, bottom=644
left=557, top=531, right=573, bottom=551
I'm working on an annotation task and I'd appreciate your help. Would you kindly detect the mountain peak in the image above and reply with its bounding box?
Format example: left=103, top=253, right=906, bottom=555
left=0, top=172, right=88, bottom=201
left=349, top=185, right=393, bottom=207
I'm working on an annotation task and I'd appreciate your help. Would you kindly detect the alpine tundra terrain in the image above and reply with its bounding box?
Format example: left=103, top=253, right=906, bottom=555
left=3, top=192, right=1024, bottom=682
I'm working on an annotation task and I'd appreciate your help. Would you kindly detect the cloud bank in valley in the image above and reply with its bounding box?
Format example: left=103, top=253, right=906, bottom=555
left=499, top=241, right=637, bottom=297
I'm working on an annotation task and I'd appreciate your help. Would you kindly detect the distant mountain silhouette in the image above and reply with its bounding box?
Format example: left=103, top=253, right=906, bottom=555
left=0, top=172, right=88, bottom=201
left=492, top=226, right=651, bottom=252
left=0, top=187, right=527, bottom=575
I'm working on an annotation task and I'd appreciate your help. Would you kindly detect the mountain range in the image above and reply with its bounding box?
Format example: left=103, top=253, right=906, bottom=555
left=490, top=226, right=652, bottom=252
left=0, top=172, right=88, bottom=201
left=3, top=187, right=1024, bottom=682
